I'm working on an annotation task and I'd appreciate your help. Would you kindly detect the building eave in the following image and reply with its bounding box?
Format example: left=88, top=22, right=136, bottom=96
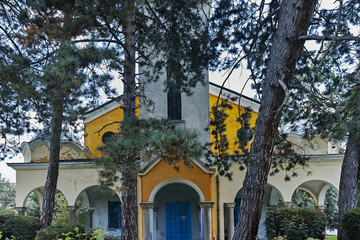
left=7, top=160, right=96, bottom=170
left=209, top=82, right=260, bottom=112
left=84, top=98, right=122, bottom=123
left=307, top=154, right=344, bottom=162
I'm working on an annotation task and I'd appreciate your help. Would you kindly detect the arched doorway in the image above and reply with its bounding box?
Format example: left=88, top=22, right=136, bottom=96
left=228, top=184, right=283, bottom=240
left=292, top=180, right=339, bottom=233
left=75, top=185, right=121, bottom=236
left=153, top=183, right=202, bottom=240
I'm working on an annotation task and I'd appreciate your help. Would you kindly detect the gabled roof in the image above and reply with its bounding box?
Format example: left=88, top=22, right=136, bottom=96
left=209, top=82, right=260, bottom=112
left=84, top=97, right=122, bottom=123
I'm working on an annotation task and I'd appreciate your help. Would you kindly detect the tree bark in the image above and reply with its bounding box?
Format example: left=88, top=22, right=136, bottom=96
left=337, top=89, right=360, bottom=240
left=40, top=99, right=64, bottom=228
left=121, top=1, right=138, bottom=239
left=233, top=1, right=316, bottom=239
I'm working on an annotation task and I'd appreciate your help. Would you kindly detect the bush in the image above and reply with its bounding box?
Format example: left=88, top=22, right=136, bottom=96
left=343, top=208, right=360, bottom=240
left=0, top=214, right=40, bottom=240
left=35, top=223, right=85, bottom=240
left=265, top=207, right=326, bottom=240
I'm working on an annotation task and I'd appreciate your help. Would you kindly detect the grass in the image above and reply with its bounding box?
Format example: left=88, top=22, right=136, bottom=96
left=325, top=236, right=337, bottom=240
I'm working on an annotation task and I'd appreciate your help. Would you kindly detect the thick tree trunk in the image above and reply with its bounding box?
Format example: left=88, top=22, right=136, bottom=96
left=121, top=1, right=138, bottom=239
left=337, top=89, right=360, bottom=240
left=40, top=100, right=64, bottom=228
left=233, top=1, right=316, bottom=239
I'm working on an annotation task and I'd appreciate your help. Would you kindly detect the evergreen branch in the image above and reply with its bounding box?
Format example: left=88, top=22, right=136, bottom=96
left=143, top=0, right=169, bottom=33
left=0, top=25, right=22, bottom=56
left=298, top=35, right=360, bottom=41
left=71, top=39, right=121, bottom=44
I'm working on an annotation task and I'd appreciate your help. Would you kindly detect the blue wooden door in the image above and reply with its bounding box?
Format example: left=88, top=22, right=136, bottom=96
left=165, top=202, right=192, bottom=240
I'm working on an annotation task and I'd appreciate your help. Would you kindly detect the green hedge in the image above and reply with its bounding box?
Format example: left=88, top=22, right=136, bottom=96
left=265, top=207, right=326, bottom=240
left=343, top=208, right=360, bottom=240
left=35, top=223, right=85, bottom=240
left=0, top=214, right=40, bottom=240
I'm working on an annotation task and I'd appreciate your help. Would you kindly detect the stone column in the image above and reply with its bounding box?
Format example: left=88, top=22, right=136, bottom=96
left=67, top=206, right=77, bottom=224
left=140, top=202, right=154, bottom=240
left=317, top=205, right=326, bottom=212
left=15, top=207, right=27, bottom=216
left=224, top=203, right=235, bottom=240
left=200, top=201, right=215, bottom=240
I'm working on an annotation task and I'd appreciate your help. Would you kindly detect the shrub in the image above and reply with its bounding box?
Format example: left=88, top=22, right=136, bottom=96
left=0, top=214, right=40, bottom=240
left=343, top=208, right=360, bottom=240
left=35, top=223, right=85, bottom=240
left=265, top=207, right=326, bottom=240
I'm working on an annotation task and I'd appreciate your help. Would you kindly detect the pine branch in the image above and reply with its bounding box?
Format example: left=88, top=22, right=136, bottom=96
left=298, top=35, right=360, bottom=41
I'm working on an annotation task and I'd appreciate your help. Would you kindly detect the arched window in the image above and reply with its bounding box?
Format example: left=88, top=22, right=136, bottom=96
left=102, top=131, right=115, bottom=144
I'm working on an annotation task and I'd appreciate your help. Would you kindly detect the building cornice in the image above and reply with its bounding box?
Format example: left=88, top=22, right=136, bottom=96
left=7, top=161, right=96, bottom=170
left=308, top=154, right=344, bottom=162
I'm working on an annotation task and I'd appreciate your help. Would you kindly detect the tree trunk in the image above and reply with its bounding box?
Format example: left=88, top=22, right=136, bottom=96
left=233, top=1, right=316, bottom=239
left=121, top=1, right=138, bottom=239
left=337, top=89, right=360, bottom=240
left=40, top=100, right=64, bottom=228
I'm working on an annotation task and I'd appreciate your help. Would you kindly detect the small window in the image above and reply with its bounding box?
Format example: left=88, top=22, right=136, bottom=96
left=167, top=84, right=181, bottom=120
left=102, top=131, right=115, bottom=144
left=237, top=128, right=253, bottom=143
left=108, top=201, right=121, bottom=229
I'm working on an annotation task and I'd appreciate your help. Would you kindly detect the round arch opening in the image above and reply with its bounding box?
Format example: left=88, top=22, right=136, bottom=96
left=74, top=185, right=121, bottom=235
left=229, top=184, right=283, bottom=239
left=152, top=182, right=203, bottom=240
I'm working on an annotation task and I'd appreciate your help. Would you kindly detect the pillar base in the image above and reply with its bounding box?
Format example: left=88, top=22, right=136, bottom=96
left=16, top=207, right=27, bottom=216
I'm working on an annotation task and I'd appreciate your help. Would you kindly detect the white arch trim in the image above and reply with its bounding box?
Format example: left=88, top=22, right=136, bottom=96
left=149, top=178, right=205, bottom=202
left=73, top=185, right=121, bottom=206
left=298, top=187, right=318, bottom=206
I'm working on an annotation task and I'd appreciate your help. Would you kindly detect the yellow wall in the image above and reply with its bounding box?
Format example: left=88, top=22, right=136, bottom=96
left=84, top=107, right=123, bottom=157
left=209, top=94, right=258, bottom=154
left=140, top=160, right=214, bottom=202
left=84, top=95, right=258, bottom=158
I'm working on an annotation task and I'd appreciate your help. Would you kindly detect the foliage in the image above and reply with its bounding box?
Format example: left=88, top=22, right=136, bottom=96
left=292, top=189, right=316, bottom=208
left=35, top=225, right=117, bottom=240
left=324, top=187, right=338, bottom=231
left=0, top=214, right=40, bottom=240
left=97, top=118, right=204, bottom=187
left=206, top=97, right=308, bottom=181
left=265, top=207, right=326, bottom=240
left=25, top=192, right=40, bottom=218
left=206, top=98, right=251, bottom=179
left=0, top=232, right=14, bottom=240
left=342, top=208, right=360, bottom=240
left=52, top=193, right=69, bottom=225
left=292, top=187, right=338, bottom=231
left=34, top=222, right=83, bottom=240
left=0, top=174, right=15, bottom=209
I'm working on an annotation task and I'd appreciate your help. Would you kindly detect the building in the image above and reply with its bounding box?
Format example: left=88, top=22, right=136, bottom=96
left=8, top=77, right=343, bottom=240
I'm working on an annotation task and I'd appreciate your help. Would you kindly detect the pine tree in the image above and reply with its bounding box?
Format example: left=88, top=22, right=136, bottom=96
left=69, top=1, right=209, bottom=238
left=0, top=0, right=115, bottom=228
left=209, top=0, right=359, bottom=238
